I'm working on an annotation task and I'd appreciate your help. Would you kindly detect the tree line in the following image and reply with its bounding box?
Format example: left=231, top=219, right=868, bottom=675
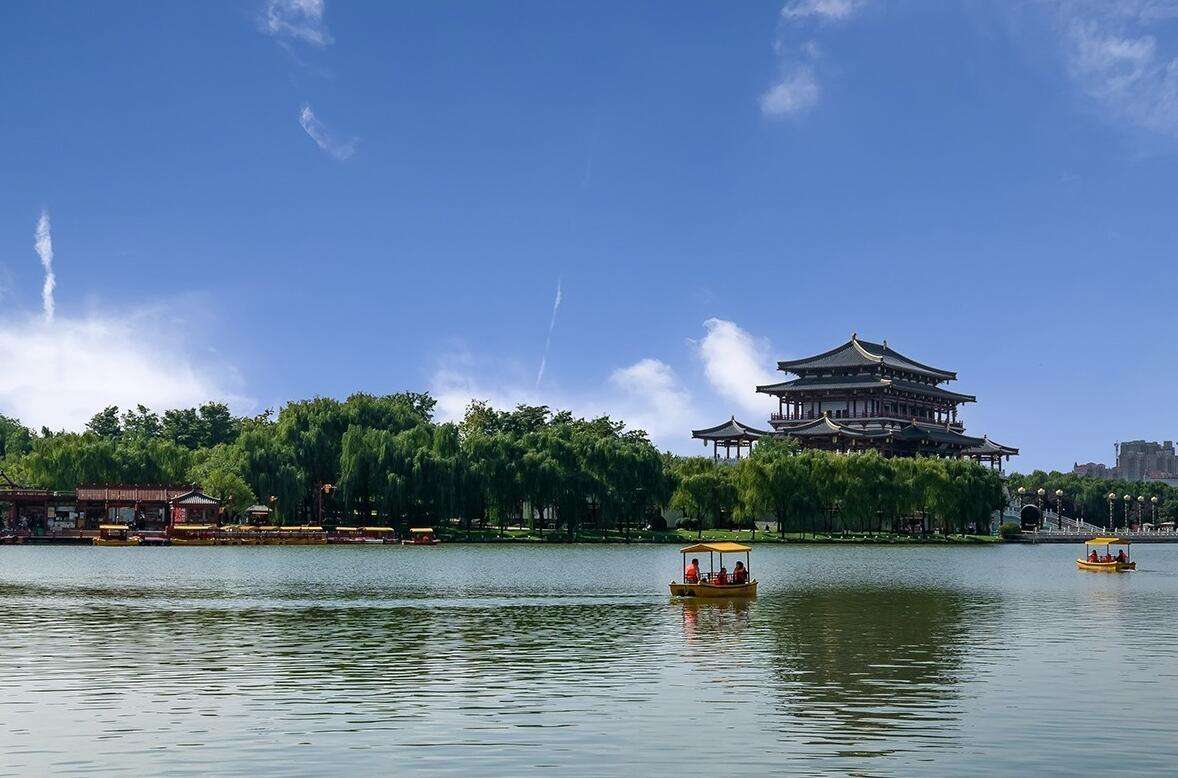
left=0, top=395, right=1010, bottom=535
left=1005, top=470, right=1177, bottom=527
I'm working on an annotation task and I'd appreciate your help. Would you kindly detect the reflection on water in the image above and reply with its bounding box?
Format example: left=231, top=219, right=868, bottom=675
left=764, top=588, right=989, bottom=761
left=2, top=544, right=1178, bottom=775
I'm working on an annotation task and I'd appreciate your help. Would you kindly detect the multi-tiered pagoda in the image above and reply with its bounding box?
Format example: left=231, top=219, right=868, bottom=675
left=692, top=334, right=1017, bottom=468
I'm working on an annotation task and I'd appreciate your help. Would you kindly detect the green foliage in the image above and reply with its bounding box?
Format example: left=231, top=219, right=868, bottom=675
left=1007, top=470, right=1177, bottom=527
left=1000, top=522, right=1022, bottom=539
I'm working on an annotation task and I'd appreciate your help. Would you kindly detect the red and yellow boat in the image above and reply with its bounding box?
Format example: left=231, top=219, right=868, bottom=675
left=669, top=542, right=757, bottom=598
left=1077, top=537, right=1136, bottom=572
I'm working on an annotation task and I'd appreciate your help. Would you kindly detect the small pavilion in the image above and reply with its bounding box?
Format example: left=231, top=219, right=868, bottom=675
left=691, top=417, right=769, bottom=460
left=962, top=436, right=1020, bottom=472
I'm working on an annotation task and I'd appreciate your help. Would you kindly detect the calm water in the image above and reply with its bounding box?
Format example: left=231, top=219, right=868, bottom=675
left=2, top=543, right=1177, bottom=776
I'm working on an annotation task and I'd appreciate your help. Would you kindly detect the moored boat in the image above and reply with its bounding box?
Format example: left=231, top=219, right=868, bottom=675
left=402, top=527, right=439, bottom=546
left=93, top=524, right=140, bottom=547
left=1077, top=537, right=1136, bottom=572
left=669, top=542, right=757, bottom=598
left=168, top=523, right=219, bottom=546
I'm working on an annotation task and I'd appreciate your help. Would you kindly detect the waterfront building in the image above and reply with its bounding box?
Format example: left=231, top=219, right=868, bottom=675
left=0, top=477, right=221, bottom=537
left=692, top=334, right=1017, bottom=466
left=1116, top=440, right=1178, bottom=481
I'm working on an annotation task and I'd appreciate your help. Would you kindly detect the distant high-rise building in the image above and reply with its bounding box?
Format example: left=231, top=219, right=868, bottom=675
left=1116, top=440, right=1178, bottom=481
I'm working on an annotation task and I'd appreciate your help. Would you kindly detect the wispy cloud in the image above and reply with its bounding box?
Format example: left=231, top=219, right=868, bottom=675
left=1052, top=2, right=1178, bottom=136
left=0, top=213, right=249, bottom=431
left=535, top=278, right=563, bottom=389
left=34, top=210, right=55, bottom=322
left=298, top=104, right=357, bottom=160
left=760, top=66, right=821, bottom=117
left=762, top=1, right=868, bottom=118
left=262, top=0, right=332, bottom=47
left=781, top=0, right=866, bottom=22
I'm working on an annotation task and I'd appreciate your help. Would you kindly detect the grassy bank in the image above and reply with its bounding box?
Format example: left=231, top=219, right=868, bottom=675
left=435, top=527, right=1002, bottom=545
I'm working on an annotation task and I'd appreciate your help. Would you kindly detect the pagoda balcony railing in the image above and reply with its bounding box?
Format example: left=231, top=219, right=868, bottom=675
left=771, top=411, right=963, bottom=428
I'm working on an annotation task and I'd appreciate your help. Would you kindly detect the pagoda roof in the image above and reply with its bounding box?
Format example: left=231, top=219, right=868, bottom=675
left=962, top=436, right=1019, bottom=456
left=892, top=421, right=984, bottom=448
left=776, top=334, right=957, bottom=381
left=691, top=416, right=770, bottom=441
left=781, top=415, right=873, bottom=439
left=756, top=375, right=975, bottom=402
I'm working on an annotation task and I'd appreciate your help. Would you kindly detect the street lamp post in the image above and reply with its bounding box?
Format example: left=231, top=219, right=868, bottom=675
left=1037, top=488, right=1046, bottom=531
left=1138, top=495, right=1146, bottom=529
left=1055, top=489, right=1064, bottom=530
left=1107, top=492, right=1116, bottom=531
left=1152, top=496, right=1159, bottom=526
left=1123, top=494, right=1132, bottom=530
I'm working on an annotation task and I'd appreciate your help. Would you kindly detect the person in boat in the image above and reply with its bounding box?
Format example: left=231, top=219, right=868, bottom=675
left=715, top=566, right=729, bottom=585
left=732, top=561, right=748, bottom=585
left=684, top=558, right=700, bottom=584
left=1089, top=549, right=1099, bottom=563
left=1116, top=549, right=1127, bottom=563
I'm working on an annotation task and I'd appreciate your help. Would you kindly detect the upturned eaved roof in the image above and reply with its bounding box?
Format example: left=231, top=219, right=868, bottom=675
left=172, top=489, right=221, bottom=506
left=691, top=416, right=770, bottom=441
left=962, top=435, right=1020, bottom=457
left=781, top=415, right=871, bottom=439
left=892, top=422, right=984, bottom=448
left=775, top=334, right=957, bottom=381
left=756, top=374, right=975, bottom=402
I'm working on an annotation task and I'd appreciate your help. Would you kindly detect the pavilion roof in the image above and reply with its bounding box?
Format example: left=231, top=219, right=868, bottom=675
left=893, top=422, right=984, bottom=448
left=961, top=435, right=1019, bottom=456
left=691, top=416, right=770, bottom=441
left=756, top=374, right=975, bottom=402
left=172, top=489, right=221, bottom=506
left=781, top=415, right=872, bottom=439
left=775, top=334, right=957, bottom=381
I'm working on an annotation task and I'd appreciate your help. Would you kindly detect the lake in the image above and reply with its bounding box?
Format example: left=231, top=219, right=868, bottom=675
left=2, top=543, right=1176, bottom=776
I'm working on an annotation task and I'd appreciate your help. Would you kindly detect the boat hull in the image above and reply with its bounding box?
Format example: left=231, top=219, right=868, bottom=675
left=93, top=537, right=140, bottom=547
left=1077, top=559, right=1136, bottom=572
left=670, top=581, right=757, bottom=598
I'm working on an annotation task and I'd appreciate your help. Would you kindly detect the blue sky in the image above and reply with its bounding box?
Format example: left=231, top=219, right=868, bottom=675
left=2, top=0, right=1177, bottom=473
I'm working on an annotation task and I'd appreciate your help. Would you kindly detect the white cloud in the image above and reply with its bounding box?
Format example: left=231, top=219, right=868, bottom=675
left=0, top=314, right=248, bottom=432
left=0, top=213, right=249, bottom=430
left=762, top=1, right=866, bottom=119
left=1061, top=12, right=1178, bottom=136
left=761, top=66, right=821, bottom=117
left=262, top=0, right=332, bottom=47
left=298, top=104, right=358, bottom=160
left=694, top=319, right=778, bottom=416
left=430, top=317, right=786, bottom=450
left=781, top=0, right=865, bottom=22
left=34, top=210, right=55, bottom=321
left=430, top=351, right=701, bottom=448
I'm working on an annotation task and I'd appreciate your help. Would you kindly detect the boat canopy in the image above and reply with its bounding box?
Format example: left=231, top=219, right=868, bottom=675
left=334, top=526, right=358, bottom=531
left=363, top=526, right=395, bottom=533
left=172, top=524, right=215, bottom=531
left=1086, top=537, right=1130, bottom=546
left=99, top=524, right=129, bottom=530
left=283, top=525, right=323, bottom=531
left=409, top=527, right=434, bottom=534
left=680, top=542, right=751, bottom=554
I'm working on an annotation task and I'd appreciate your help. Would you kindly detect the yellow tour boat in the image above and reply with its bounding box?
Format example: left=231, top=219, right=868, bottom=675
left=93, top=524, right=140, bottom=547
left=168, top=523, right=219, bottom=546
left=669, top=542, right=757, bottom=598
left=402, top=527, right=439, bottom=546
left=1077, top=537, right=1136, bottom=572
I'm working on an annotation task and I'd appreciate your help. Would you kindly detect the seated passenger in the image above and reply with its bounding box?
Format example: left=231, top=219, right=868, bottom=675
left=1116, top=549, right=1127, bottom=563
left=1089, top=549, right=1099, bottom=563
left=715, top=566, right=729, bottom=585
left=684, top=558, right=700, bottom=584
left=732, top=561, right=748, bottom=584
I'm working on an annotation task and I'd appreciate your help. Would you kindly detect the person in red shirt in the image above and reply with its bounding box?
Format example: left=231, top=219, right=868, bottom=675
left=1089, top=549, right=1099, bottom=563
left=714, top=566, right=728, bottom=585
left=732, top=561, right=748, bottom=584
left=684, top=558, right=700, bottom=584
